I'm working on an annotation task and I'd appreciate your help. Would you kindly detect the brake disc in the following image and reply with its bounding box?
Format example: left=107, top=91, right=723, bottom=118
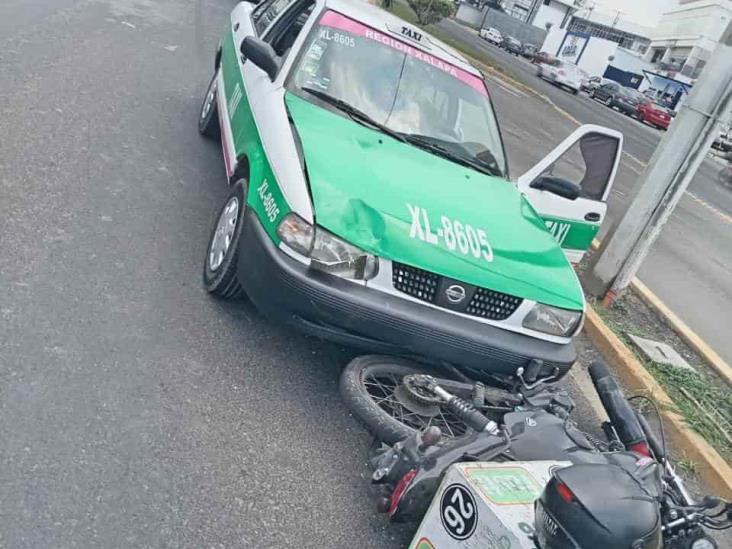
left=393, top=374, right=442, bottom=417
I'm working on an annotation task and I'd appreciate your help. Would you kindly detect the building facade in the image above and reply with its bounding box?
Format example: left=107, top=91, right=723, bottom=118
left=500, top=0, right=578, bottom=29
left=566, top=16, right=651, bottom=53
left=646, top=0, right=732, bottom=80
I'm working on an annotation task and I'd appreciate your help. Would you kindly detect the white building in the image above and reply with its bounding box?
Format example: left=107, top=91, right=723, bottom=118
left=646, top=0, right=732, bottom=80
left=530, top=0, right=578, bottom=30
left=501, top=0, right=535, bottom=22
left=500, top=0, right=578, bottom=29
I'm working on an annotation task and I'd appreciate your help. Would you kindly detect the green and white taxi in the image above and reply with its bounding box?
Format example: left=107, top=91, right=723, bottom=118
left=198, top=0, right=622, bottom=378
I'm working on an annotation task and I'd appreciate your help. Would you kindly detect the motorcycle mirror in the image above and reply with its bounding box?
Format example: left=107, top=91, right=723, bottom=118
left=419, top=426, right=442, bottom=451
left=702, top=495, right=722, bottom=509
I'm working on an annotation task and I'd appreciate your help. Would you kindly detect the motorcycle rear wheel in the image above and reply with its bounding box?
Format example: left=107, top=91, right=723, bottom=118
left=339, top=355, right=472, bottom=444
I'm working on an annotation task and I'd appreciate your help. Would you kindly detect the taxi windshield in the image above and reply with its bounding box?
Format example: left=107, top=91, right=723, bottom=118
left=288, top=11, right=507, bottom=177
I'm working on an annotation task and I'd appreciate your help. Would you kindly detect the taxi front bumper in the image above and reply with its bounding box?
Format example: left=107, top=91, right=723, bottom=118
left=236, top=211, right=577, bottom=378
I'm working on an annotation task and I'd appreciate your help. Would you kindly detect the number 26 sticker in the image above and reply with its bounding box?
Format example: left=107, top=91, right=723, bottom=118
left=440, top=484, right=478, bottom=540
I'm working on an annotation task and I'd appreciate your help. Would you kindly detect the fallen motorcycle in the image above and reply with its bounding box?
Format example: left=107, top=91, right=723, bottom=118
left=340, top=356, right=731, bottom=548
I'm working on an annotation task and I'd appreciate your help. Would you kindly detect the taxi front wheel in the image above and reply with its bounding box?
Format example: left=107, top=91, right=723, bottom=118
left=203, top=180, right=247, bottom=298
left=198, top=72, right=220, bottom=138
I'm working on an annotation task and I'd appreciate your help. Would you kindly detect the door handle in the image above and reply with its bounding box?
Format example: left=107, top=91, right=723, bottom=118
left=585, top=212, right=601, bottom=222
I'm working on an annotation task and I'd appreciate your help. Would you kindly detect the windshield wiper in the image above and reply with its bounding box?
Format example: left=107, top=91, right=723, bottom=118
left=301, top=87, right=407, bottom=143
left=301, top=87, right=502, bottom=177
left=401, top=134, right=503, bottom=177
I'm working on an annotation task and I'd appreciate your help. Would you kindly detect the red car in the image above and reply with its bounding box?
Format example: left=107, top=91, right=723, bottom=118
left=636, top=101, right=672, bottom=130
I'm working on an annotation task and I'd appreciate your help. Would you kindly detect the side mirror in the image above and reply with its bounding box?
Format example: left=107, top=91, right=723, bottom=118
left=530, top=175, right=580, bottom=200
left=240, top=36, right=279, bottom=81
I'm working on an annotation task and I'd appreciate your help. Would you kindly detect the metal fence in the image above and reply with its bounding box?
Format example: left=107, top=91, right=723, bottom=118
left=480, top=9, right=547, bottom=48
left=455, top=3, right=485, bottom=29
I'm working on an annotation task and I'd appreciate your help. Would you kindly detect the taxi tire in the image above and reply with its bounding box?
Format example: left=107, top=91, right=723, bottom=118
left=199, top=72, right=220, bottom=139
left=203, top=180, right=247, bottom=299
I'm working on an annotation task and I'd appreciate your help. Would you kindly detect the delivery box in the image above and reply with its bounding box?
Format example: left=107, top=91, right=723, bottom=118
left=409, top=461, right=570, bottom=549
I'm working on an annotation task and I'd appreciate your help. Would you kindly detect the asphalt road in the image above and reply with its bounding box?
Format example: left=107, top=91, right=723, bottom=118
left=0, top=1, right=413, bottom=546
left=0, top=3, right=725, bottom=547
left=0, top=2, right=611, bottom=548
left=437, top=20, right=732, bottom=365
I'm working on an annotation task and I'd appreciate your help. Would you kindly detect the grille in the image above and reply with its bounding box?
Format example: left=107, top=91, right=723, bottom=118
left=466, top=289, right=523, bottom=320
left=392, top=262, right=522, bottom=321
left=392, top=263, right=439, bottom=302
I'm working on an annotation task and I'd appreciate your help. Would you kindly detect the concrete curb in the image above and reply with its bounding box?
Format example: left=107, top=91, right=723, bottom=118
left=584, top=306, right=732, bottom=499
left=631, top=279, right=732, bottom=387
left=589, top=238, right=731, bottom=387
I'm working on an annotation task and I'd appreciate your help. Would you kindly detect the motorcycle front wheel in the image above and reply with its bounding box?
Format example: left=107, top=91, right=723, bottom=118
left=339, top=355, right=473, bottom=445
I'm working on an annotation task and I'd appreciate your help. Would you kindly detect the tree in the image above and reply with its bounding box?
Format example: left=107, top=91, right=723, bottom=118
left=407, top=0, right=455, bottom=26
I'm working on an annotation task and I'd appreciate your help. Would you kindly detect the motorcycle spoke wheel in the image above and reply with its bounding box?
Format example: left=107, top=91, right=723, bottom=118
left=362, top=372, right=469, bottom=439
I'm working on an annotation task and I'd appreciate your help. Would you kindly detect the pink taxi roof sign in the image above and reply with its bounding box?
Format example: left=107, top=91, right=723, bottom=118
left=319, top=10, right=488, bottom=97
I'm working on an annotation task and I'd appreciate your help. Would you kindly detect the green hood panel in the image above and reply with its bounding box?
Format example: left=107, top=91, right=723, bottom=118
left=285, top=93, right=584, bottom=311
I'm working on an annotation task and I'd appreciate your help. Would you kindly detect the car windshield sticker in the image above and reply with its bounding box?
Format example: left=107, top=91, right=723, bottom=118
left=319, top=11, right=487, bottom=97
left=465, top=467, right=543, bottom=505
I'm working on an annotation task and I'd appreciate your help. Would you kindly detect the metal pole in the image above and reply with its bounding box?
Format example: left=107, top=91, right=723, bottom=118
left=583, top=21, right=732, bottom=302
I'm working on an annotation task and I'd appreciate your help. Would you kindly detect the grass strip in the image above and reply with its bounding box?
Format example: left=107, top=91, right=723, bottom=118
left=593, top=302, right=732, bottom=462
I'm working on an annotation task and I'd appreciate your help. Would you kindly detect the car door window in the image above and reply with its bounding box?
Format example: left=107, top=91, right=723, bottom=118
left=539, top=133, right=618, bottom=200
left=267, top=0, right=315, bottom=58
left=253, top=0, right=292, bottom=36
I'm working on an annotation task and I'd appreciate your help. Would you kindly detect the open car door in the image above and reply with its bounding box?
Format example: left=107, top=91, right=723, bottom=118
left=517, top=125, right=623, bottom=264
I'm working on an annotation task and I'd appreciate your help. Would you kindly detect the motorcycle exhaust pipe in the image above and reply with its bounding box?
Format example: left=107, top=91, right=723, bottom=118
left=588, top=361, right=650, bottom=456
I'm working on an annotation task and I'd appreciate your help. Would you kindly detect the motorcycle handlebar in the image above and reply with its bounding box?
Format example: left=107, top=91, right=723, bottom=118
left=588, top=361, right=649, bottom=454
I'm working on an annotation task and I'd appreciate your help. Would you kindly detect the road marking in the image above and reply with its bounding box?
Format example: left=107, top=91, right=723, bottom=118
left=621, top=158, right=642, bottom=175
left=611, top=189, right=626, bottom=200
left=484, top=74, right=527, bottom=98
left=623, top=152, right=647, bottom=169
left=687, top=191, right=732, bottom=225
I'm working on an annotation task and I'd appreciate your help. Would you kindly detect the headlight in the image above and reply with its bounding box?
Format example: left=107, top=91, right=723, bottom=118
left=277, top=213, right=379, bottom=280
left=522, top=303, right=582, bottom=337
left=690, top=538, right=717, bottom=549
left=276, top=213, right=313, bottom=255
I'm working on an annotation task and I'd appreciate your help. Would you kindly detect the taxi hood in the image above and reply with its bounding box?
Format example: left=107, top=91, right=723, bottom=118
left=285, top=92, right=584, bottom=311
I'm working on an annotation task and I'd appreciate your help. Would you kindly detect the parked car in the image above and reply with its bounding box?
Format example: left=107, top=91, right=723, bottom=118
left=501, top=36, right=522, bottom=55
left=479, top=27, right=502, bottom=45
left=712, top=132, right=732, bottom=153
left=581, top=75, right=607, bottom=93
left=521, top=43, right=538, bottom=58
left=614, top=87, right=647, bottom=116
left=532, top=51, right=556, bottom=65
left=590, top=81, right=644, bottom=115
left=198, top=0, right=623, bottom=378
left=536, top=59, right=582, bottom=94
left=636, top=100, right=673, bottom=130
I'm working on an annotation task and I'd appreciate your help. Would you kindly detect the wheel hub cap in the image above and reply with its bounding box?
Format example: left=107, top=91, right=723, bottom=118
left=363, top=372, right=469, bottom=438
left=201, top=81, right=216, bottom=120
left=209, top=197, right=239, bottom=272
